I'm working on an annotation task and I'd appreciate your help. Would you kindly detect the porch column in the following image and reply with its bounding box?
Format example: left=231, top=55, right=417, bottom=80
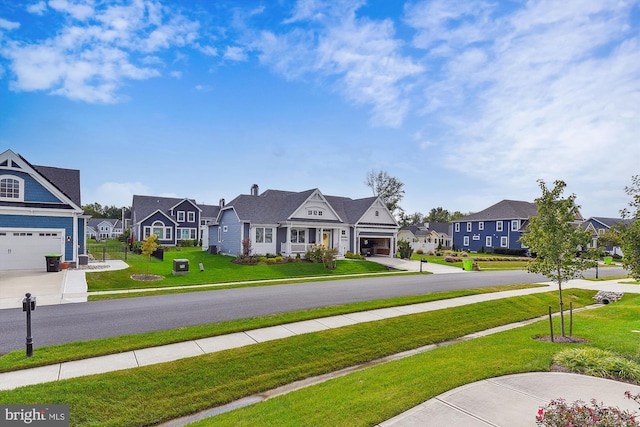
left=286, top=226, right=291, bottom=255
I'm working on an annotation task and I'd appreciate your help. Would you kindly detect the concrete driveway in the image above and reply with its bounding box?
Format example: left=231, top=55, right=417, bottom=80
left=0, top=269, right=68, bottom=309
left=0, top=261, right=127, bottom=310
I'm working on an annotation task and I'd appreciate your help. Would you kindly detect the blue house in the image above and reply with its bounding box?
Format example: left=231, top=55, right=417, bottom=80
left=130, top=195, right=219, bottom=246
left=209, top=184, right=399, bottom=258
left=0, top=149, right=86, bottom=270
left=452, top=200, right=538, bottom=253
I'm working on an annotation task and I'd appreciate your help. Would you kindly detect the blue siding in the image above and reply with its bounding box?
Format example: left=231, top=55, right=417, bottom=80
left=10, top=171, right=63, bottom=203
left=216, top=210, right=242, bottom=255
left=0, top=214, right=75, bottom=260
left=453, top=220, right=525, bottom=252
left=140, top=212, right=176, bottom=245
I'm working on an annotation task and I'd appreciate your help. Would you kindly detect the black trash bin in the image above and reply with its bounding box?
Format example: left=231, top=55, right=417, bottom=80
left=45, top=254, right=62, bottom=272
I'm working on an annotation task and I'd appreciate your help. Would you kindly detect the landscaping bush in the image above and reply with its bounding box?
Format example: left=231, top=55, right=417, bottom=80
left=494, top=248, right=529, bottom=256
left=345, top=251, right=364, bottom=260
left=416, top=248, right=424, bottom=255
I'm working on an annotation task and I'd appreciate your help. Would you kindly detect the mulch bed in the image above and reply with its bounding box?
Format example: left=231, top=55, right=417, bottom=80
left=534, top=335, right=589, bottom=344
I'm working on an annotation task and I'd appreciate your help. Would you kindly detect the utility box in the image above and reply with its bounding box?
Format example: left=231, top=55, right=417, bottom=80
left=45, top=254, right=62, bottom=272
left=208, top=245, right=218, bottom=255
left=172, top=259, right=189, bottom=275
left=78, top=255, right=89, bottom=266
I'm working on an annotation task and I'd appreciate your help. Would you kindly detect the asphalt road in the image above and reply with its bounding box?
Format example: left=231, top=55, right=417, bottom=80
left=0, top=267, right=627, bottom=355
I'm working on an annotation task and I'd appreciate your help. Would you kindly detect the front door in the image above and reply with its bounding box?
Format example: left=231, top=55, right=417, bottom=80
left=322, top=231, right=330, bottom=248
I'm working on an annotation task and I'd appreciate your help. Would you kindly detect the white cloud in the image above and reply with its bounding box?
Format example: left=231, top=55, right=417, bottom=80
left=48, top=0, right=95, bottom=21
left=0, top=18, right=20, bottom=31
left=89, top=182, right=151, bottom=207
left=26, top=2, right=48, bottom=15
left=223, top=46, right=247, bottom=62
left=253, top=0, right=423, bottom=127
left=1, top=0, right=201, bottom=103
left=406, top=0, right=640, bottom=214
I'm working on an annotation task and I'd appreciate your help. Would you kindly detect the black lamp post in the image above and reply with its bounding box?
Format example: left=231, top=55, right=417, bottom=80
left=22, top=292, right=36, bottom=357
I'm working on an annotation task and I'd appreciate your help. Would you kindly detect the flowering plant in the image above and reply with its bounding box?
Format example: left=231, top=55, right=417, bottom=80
left=536, top=393, right=640, bottom=426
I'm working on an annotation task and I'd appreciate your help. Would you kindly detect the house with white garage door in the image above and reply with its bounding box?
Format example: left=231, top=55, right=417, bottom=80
left=0, top=149, right=86, bottom=271
left=209, top=184, right=399, bottom=258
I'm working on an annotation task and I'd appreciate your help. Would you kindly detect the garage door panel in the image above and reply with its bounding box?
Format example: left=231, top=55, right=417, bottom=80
left=0, top=230, right=63, bottom=270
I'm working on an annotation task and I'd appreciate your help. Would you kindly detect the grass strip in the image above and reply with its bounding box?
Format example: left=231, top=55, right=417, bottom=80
left=199, top=293, right=640, bottom=427
left=0, top=284, right=542, bottom=373
left=0, top=289, right=595, bottom=426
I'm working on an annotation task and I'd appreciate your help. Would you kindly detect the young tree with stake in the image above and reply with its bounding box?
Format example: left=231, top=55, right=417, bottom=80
left=520, top=180, right=595, bottom=337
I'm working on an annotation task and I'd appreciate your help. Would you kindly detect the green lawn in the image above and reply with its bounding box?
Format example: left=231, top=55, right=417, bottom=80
left=409, top=253, right=530, bottom=270
left=86, top=247, right=391, bottom=291
left=0, top=289, right=602, bottom=426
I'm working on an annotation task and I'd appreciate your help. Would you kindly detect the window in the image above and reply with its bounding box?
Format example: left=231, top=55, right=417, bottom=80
left=511, top=220, right=519, bottom=231
left=178, top=228, right=196, bottom=240
left=455, top=223, right=460, bottom=232
left=291, top=229, right=306, bottom=243
left=256, top=227, right=273, bottom=243
left=486, top=236, right=492, bottom=247
left=463, top=236, right=470, bottom=246
left=501, top=236, right=508, bottom=247
left=307, top=210, right=324, bottom=217
left=0, top=176, right=23, bottom=201
left=496, top=221, right=503, bottom=232
left=473, top=235, right=480, bottom=241
left=375, top=210, right=379, bottom=216
left=479, top=222, right=484, bottom=230
left=188, top=212, right=195, bottom=222
left=466, top=222, right=472, bottom=232
left=144, top=220, right=171, bottom=240
left=218, top=227, right=222, bottom=242
left=177, top=211, right=185, bottom=222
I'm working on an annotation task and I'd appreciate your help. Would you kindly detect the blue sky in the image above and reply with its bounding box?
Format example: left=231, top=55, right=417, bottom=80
left=1, top=0, right=639, bottom=218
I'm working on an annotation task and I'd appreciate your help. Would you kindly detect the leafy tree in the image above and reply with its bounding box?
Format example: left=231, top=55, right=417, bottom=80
left=620, top=175, right=640, bottom=280
left=425, top=207, right=451, bottom=223
left=520, top=180, right=595, bottom=337
left=365, top=170, right=405, bottom=215
left=397, top=211, right=424, bottom=227
left=82, top=202, right=126, bottom=219
left=141, top=234, right=159, bottom=276
left=397, top=239, right=413, bottom=259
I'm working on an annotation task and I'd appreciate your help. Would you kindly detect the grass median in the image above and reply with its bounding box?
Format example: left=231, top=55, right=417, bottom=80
left=0, top=289, right=597, bottom=426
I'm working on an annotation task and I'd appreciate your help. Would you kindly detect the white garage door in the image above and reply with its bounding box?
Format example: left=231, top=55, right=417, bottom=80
left=0, top=229, right=64, bottom=270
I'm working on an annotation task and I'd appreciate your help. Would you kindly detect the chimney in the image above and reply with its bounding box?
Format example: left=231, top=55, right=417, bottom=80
left=219, top=198, right=225, bottom=208
left=251, top=184, right=259, bottom=196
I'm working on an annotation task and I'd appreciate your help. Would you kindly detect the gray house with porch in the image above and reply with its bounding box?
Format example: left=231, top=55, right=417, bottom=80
left=209, top=185, right=399, bottom=258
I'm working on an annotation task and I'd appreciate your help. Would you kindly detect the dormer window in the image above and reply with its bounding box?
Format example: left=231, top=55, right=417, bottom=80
left=0, top=175, right=23, bottom=201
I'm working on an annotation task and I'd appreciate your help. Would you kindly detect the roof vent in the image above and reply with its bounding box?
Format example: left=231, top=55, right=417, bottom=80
left=251, top=184, right=259, bottom=196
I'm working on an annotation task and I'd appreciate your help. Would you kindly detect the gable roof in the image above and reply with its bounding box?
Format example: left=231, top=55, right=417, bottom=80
left=221, top=188, right=395, bottom=226
left=456, top=200, right=538, bottom=222
left=132, top=195, right=219, bottom=224
left=0, top=149, right=82, bottom=209
left=587, top=217, right=632, bottom=229
left=400, top=222, right=450, bottom=236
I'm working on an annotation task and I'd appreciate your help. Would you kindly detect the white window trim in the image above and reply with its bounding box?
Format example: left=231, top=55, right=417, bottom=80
left=500, top=236, right=508, bottom=247
left=177, top=211, right=185, bottom=222
left=486, top=236, right=492, bottom=247
left=188, top=212, right=195, bottom=223
left=455, top=223, right=460, bottom=232
left=463, top=236, right=470, bottom=246
left=511, top=220, right=519, bottom=231
left=466, top=222, right=472, bottom=232
left=479, top=221, right=484, bottom=230
left=496, top=221, right=503, bottom=232
left=0, top=175, right=24, bottom=202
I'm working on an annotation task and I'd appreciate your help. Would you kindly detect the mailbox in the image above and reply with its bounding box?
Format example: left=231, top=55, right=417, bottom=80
left=22, top=296, right=36, bottom=312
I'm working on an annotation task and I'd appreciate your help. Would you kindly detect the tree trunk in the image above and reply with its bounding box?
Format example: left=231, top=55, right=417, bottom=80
left=557, top=266, right=565, bottom=337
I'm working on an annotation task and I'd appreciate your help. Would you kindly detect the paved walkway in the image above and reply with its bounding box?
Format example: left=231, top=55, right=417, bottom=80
left=2, top=259, right=639, bottom=426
